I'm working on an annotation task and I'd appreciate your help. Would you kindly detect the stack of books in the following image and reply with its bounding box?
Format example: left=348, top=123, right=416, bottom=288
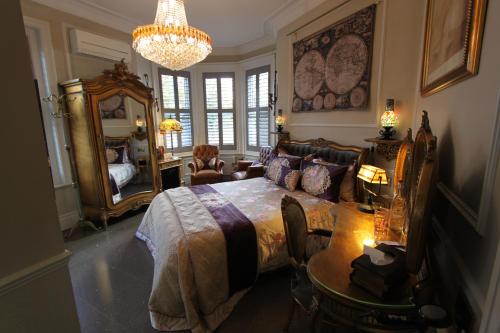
left=350, top=243, right=408, bottom=299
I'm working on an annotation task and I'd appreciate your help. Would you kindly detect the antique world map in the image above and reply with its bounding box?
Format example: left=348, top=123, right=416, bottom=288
left=292, top=5, right=376, bottom=112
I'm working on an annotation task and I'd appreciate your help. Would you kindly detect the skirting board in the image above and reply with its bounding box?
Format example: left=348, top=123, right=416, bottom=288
left=0, top=250, right=71, bottom=297
left=59, top=210, right=80, bottom=231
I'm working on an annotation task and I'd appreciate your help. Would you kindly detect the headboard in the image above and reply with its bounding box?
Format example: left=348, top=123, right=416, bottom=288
left=104, top=136, right=132, bottom=161
left=276, top=138, right=369, bottom=201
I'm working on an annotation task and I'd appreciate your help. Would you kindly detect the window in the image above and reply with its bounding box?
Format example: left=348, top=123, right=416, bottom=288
left=246, top=66, right=270, bottom=151
left=203, top=72, right=236, bottom=150
left=158, top=68, right=193, bottom=151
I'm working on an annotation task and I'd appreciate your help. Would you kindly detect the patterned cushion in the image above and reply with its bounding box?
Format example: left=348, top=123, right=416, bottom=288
left=194, top=158, right=205, bottom=170
left=300, top=161, right=348, bottom=202
left=105, top=147, right=126, bottom=164
left=275, top=165, right=301, bottom=191
left=208, top=157, right=218, bottom=169
left=307, top=159, right=356, bottom=201
left=266, top=152, right=303, bottom=181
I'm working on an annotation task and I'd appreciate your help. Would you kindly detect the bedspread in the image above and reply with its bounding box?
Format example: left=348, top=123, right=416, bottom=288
left=136, top=177, right=336, bottom=332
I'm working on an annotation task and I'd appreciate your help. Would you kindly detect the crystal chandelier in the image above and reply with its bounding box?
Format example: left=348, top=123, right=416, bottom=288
left=132, top=0, right=212, bottom=71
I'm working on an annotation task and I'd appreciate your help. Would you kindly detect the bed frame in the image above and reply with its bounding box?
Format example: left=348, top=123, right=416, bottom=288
left=276, top=138, right=369, bottom=202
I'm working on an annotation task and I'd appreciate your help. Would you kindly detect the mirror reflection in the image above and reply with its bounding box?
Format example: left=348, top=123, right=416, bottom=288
left=98, top=94, right=153, bottom=204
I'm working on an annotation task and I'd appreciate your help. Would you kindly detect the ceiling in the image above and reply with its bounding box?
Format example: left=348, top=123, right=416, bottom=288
left=33, top=0, right=327, bottom=53
left=85, top=0, right=288, bottom=48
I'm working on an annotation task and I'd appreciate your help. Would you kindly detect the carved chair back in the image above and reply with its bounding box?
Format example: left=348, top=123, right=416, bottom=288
left=406, top=111, right=438, bottom=274
left=281, top=195, right=309, bottom=268
left=393, top=129, right=414, bottom=198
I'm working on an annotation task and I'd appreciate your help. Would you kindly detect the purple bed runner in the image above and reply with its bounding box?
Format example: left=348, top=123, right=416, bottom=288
left=190, top=185, right=258, bottom=295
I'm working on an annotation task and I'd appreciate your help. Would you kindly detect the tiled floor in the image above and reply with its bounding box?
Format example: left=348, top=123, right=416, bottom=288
left=65, top=211, right=300, bottom=333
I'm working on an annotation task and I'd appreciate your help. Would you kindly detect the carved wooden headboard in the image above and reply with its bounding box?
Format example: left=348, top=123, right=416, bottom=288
left=104, top=136, right=132, bottom=161
left=276, top=138, right=369, bottom=201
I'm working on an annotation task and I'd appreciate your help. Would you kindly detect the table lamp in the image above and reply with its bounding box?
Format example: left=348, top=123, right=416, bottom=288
left=357, top=164, right=388, bottom=213
left=135, top=115, right=145, bottom=132
left=379, top=98, right=398, bottom=139
left=159, top=118, right=183, bottom=157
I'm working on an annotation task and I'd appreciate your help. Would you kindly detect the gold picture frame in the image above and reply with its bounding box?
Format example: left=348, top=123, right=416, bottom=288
left=420, top=0, right=488, bottom=96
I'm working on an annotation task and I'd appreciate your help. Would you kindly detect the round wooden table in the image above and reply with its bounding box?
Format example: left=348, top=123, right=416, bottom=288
left=307, top=202, right=418, bottom=332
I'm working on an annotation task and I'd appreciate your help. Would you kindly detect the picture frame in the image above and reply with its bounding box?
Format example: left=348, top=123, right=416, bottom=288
left=420, top=0, right=488, bottom=96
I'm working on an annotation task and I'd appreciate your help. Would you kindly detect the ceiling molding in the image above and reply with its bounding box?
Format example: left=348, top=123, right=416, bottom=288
left=32, top=0, right=327, bottom=55
left=32, top=0, right=138, bottom=33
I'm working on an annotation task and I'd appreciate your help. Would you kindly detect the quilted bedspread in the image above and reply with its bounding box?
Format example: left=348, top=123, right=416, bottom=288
left=136, top=177, right=336, bottom=332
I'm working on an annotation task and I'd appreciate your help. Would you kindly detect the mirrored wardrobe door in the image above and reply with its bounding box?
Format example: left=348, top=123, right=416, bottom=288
left=98, top=93, right=154, bottom=205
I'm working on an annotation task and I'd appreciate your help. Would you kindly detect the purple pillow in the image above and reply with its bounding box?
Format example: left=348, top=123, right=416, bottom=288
left=105, top=146, right=126, bottom=164
left=275, top=165, right=301, bottom=191
left=266, top=155, right=303, bottom=181
left=300, top=160, right=348, bottom=202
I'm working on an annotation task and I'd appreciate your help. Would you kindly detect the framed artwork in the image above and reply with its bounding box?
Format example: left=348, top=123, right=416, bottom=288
left=420, top=0, right=488, bottom=96
left=99, top=94, right=127, bottom=119
left=292, top=5, right=376, bottom=112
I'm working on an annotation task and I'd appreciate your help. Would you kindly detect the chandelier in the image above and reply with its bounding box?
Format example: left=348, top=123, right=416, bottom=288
left=132, top=0, right=212, bottom=71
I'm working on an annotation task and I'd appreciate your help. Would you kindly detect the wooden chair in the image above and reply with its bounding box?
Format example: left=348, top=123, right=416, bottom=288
left=281, top=195, right=336, bottom=332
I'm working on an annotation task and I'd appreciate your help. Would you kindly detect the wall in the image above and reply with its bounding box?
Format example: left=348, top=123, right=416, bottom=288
left=277, top=0, right=500, bottom=329
left=412, top=0, right=500, bottom=328
left=0, top=0, right=80, bottom=331
left=276, top=0, right=424, bottom=148
left=20, top=0, right=152, bottom=230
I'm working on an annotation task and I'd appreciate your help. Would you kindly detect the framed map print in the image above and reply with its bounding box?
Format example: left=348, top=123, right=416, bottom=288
left=420, top=0, right=488, bottom=96
left=292, top=5, right=376, bottom=113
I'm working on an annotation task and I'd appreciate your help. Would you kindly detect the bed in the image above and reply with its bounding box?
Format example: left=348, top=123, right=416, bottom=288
left=136, top=138, right=368, bottom=332
left=105, top=136, right=137, bottom=203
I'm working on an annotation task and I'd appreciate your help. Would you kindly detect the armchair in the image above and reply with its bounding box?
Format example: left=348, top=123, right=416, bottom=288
left=231, top=146, right=272, bottom=181
left=188, top=145, right=225, bottom=185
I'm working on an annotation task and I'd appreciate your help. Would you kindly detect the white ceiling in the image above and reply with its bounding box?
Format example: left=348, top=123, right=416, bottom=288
left=32, top=0, right=327, bottom=53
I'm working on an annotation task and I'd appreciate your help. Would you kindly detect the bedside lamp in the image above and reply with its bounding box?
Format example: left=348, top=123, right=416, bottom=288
left=275, top=115, right=285, bottom=133
left=357, top=164, right=388, bottom=214
left=379, top=99, right=398, bottom=139
left=135, top=115, right=145, bottom=132
left=159, top=118, right=183, bottom=157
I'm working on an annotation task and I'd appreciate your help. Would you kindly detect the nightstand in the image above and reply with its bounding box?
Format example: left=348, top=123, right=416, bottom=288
left=158, top=157, right=183, bottom=190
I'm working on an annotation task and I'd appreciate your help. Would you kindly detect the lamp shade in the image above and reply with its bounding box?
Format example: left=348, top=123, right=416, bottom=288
left=275, top=115, right=285, bottom=126
left=159, top=118, right=183, bottom=134
left=381, top=110, right=398, bottom=127
left=357, top=165, right=388, bottom=184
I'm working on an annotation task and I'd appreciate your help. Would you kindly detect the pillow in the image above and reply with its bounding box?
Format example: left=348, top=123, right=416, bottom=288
left=194, top=158, right=205, bottom=170
left=339, top=163, right=356, bottom=202
left=105, top=147, right=126, bottom=164
left=276, top=153, right=302, bottom=169
left=251, top=160, right=263, bottom=167
left=266, top=151, right=303, bottom=181
left=208, top=157, right=218, bottom=170
left=275, top=165, right=301, bottom=191
left=302, top=159, right=357, bottom=202
left=301, top=161, right=348, bottom=202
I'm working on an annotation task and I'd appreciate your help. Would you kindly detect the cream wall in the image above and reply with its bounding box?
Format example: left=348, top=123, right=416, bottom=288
left=276, top=0, right=424, bottom=147
left=20, top=0, right=154, bottom=230
left=412, top=0, right=500, bottom=327
left=0, top=0, right=80, bottom=331
left=277, top=0, right=500, bottom=329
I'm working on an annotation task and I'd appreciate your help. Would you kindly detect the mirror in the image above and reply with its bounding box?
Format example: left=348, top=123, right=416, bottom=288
left=98, top=94, right=152, bottom=204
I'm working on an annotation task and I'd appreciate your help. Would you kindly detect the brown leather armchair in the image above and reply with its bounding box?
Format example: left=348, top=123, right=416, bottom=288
left=232, top=146, right=272, bottom=181
left=188, top=145, right=225, bottom=185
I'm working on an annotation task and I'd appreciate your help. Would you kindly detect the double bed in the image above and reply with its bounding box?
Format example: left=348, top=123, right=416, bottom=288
left=136, top=139, right=368, bottom=332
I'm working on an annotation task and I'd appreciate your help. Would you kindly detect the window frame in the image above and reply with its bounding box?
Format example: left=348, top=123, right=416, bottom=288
left=158, top=67, right=194, bottom=153
left=202, top=72, right=237, bottom=150
left=246, top=65, right=271, bottom=152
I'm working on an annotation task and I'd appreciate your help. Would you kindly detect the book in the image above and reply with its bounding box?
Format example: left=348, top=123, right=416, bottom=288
left=350, top=243, right=408, bottom=286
